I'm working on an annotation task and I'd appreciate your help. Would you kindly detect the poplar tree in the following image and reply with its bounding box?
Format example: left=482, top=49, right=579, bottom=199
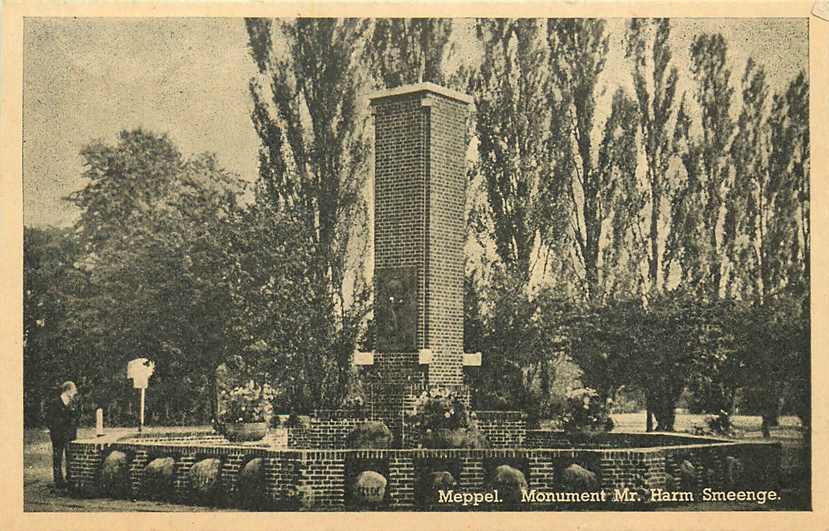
left=545, top=19, right=641, bottom=302
left=245, top=18, right=372, bottom=407
left=688, top=33, right=735, bottom=299
left=624, top=18, right=679, bottom=296
left=472, top=18, right=550, bottom=283
left=766, top=71, right=809, bottom=298
left=365, top=18, right=453, bottom=88
left=726, top=58, right=769, bottom=300
left=666, top=94, right=707, bottom=294
left=751, top=71, right=810, bottom=435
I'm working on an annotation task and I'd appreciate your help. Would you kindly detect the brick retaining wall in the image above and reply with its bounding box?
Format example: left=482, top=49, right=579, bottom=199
left=475, top=411, right=527, bottom=448
left=68, top=432, right=781, bottom=510
left=524, top=430, right=731, bottom=449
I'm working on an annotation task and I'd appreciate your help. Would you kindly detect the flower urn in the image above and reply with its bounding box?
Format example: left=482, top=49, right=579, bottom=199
left=223, top=421, right=268, bottom=442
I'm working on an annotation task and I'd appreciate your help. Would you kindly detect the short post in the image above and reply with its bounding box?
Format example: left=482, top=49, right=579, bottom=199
left=96, top=407, right=104, bottom=437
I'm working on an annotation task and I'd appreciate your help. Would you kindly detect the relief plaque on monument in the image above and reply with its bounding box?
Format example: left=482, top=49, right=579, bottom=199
left=375, top=266, right=417, bottom=351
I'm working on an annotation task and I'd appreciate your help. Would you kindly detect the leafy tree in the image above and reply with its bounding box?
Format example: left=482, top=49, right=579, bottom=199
left=64, top=131, right=247, bottom=424
left=566, top=299, right=642, bottom=403
left=62, top=127, right=347, bottom=421
left=568, top=292, right=728, bottom=432
left=471, top=19, right=647, bottom=422
left=683, top=298, right=742, bottom=415
left=23, top=227, right=82, bottom=425
left=245, top=18, right=372, bottom=408
left=463, top=272, right=486, bottom=355
left=68, top=130, right=184, bottom=254
left=722, top=64, right=809, bottom=304
left=467, top=267, right=537, bottom=411
left=467, top=266, right=570, bottom=414
left=735, top=296, right=808, bottom=436
left=633, top=293, right=716, bottom=431
left=741, top=71, right=810, bottom=433
left=467, top=20, right=559, bottom=408
left=671, top=66, right=810, bottom=434
left=222, top=201, right=345, bottom=413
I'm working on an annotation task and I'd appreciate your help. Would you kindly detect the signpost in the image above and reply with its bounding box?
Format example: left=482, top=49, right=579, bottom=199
left=127, top=358, right=155, bottom=432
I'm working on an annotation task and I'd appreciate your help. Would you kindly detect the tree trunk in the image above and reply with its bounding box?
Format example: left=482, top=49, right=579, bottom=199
left=540, top=357, right=550, bottom=399
left=649, top=174, right=660, bottom=295
left=656, top=407, right=676, bottom=432
left=645, top=393, right=654, bottom=432
left=208, top=364, right=219, bottom=426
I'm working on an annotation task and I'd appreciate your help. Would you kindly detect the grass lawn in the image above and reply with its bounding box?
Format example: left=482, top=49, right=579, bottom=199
left=23, top=415, right=809, bottom=512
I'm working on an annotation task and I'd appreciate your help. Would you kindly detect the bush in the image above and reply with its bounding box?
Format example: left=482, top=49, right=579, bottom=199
left=539, top=394, right=568, bottom=422
left=285, top=414, right=312, bottom=429
left=341, top=395, right=365, bottom=409
left=704, top=409, right=735, bottom=437
left=347, top=421, right=393, bottom=449
left=560, top=388, right=613, bottom=434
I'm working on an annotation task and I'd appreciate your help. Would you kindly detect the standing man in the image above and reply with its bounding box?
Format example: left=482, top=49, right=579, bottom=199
left=46, top=381, right=79, bottom=489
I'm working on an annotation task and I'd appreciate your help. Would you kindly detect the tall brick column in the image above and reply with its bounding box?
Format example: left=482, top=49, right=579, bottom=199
left=367, top=83, right=472, bottom=442
left=370, top=82, right=471, bottom=386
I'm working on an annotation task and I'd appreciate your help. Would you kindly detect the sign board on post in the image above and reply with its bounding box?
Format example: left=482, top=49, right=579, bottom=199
left=127, top=358, right=154, bottom=389
left=127, top=358, right=154, bottom=432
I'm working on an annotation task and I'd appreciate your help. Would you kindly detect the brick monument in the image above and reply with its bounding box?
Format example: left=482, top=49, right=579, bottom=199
left=361, top=82, right=475, bottom=444
left=65, top=82, right=783, bottom=510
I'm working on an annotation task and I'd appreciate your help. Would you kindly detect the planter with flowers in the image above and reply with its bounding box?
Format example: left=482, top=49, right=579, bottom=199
left=406, top=388, right=487, bottom=449
left=219, top=381, right=276, bottom=442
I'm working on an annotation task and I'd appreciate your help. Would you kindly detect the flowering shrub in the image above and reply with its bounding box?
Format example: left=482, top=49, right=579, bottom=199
left=341, top=395, right=365, bottom=409
left=407, top=388, right=487, bottom=448
left=407, top=388, right=470, bottom=432
left=560, top=387, right=613, bottom=434
left=219, top=380, right=275, bottom=423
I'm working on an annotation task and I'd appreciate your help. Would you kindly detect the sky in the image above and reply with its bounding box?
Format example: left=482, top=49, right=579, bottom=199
left=23, top=17, right=808, bottom=227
